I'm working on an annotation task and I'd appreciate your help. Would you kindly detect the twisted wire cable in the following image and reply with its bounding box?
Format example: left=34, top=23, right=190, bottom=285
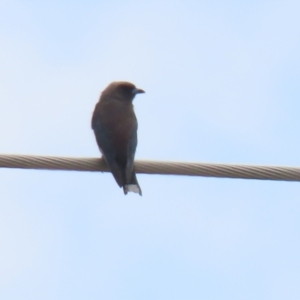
left=0, top=154, right=300, bottom=182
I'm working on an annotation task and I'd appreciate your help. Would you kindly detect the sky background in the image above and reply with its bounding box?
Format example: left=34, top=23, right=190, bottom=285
left=1, top=1, right=300, bottom=299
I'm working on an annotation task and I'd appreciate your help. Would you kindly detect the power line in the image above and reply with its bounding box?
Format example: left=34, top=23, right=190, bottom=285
left=0, top=154, right=300, bottom=182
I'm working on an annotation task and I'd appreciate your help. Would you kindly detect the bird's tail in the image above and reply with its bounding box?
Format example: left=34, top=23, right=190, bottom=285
left=123, top=171, right=142, bottom=196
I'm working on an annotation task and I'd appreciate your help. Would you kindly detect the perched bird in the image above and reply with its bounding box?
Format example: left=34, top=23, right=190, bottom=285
left=91, top=81, right=144, bottom=196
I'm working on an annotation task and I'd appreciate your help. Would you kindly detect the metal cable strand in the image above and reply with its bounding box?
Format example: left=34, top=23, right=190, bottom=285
left=1, top=154, right=300, bottom=182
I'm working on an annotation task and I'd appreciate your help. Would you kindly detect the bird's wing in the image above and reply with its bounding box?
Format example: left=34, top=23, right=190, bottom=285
left=125, top=125, right=137, bottom=183
left=92, top=117, right=124, bottom=187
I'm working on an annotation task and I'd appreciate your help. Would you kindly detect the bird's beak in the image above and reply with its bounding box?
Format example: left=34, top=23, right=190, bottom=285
left=132, top=88, right=145, bottom=94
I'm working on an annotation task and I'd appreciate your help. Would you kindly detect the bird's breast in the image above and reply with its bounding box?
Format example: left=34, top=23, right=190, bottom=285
left=95, top=100, right=137, bottom=151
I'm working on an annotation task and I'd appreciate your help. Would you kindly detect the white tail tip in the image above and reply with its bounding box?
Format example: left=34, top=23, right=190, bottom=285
left=124, top=184, right=142, bottom=196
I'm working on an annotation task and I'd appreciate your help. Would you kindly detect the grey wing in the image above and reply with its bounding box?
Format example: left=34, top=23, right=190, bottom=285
left=92, top=117, right=124, bottom=187
left=125, top=123, right=138, bottom=183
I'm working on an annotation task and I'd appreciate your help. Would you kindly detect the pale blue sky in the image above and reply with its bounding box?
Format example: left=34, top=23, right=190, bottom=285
left=1, top=1, right=300, bottom=299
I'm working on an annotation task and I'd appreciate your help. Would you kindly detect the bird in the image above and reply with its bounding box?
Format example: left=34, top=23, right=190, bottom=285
left=91, top=81, right=144, bottom=196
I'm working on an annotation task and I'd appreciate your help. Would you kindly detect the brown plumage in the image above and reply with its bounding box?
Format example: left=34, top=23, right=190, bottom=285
left=91, top=81, right=145, bottom=195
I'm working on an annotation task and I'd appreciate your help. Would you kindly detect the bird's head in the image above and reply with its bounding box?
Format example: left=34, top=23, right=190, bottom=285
left=103, top=81, right=145, bottom=102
